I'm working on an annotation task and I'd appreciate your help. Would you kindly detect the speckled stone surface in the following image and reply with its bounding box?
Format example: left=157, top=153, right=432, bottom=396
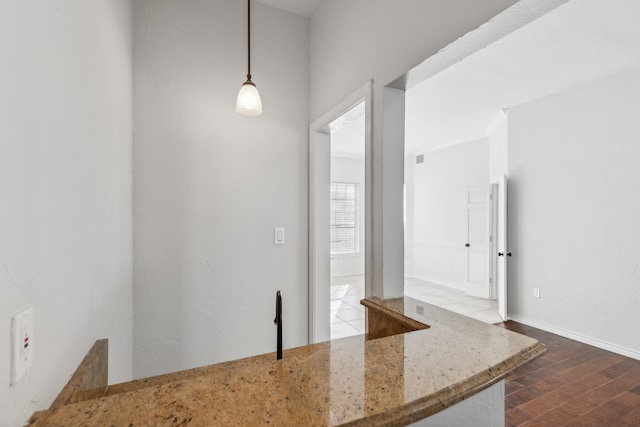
left=362, top=298, right=429, bottom=339
left=29, top=297, right=545, bottom=426
left=50, top=339, right=108, bottom=408
left=29, top=339, right=109, bottom=425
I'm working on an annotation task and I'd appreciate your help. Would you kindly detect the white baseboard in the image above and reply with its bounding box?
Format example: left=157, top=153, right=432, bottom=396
left=408, top=275, right=467, bottom=292
left=508, top=314, right=640, bottom=361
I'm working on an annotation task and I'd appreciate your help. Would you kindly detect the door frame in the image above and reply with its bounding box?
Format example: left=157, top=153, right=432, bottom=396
left=495, top=175, right=508, bottom=321
left=308, top=82, right=373, bottom=343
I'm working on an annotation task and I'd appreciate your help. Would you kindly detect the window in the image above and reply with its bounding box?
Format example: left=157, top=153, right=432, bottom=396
left=330, top=182, right=359, bottom=255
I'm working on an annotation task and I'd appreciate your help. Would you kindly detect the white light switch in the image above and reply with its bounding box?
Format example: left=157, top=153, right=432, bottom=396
left=274, top=227, right=285, bottom=245
left=11, top=306, right=34, bottom=386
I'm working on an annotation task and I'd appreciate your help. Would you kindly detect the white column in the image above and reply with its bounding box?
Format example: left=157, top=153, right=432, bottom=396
left=370, top=86, right=405, bottom=299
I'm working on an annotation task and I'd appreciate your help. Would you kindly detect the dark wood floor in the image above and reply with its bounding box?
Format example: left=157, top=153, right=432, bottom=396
left=500, top=321, right=640, bottom=426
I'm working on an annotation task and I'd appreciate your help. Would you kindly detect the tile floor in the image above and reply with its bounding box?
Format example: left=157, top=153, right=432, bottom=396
left=405, top=277, right=503, bottom=324
left=330, top=275, right=503, bottom=340
left=330, top=275, right=366, bottom=340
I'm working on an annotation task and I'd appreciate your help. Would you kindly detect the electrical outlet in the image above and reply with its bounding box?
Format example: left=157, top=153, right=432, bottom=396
left=11, top=306, right=34, bottom=386
left=533, top=288, right=540, bottom=298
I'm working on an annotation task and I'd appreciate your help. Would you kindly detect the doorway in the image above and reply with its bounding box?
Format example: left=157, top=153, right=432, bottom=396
left=403, top=135, right=505, bottom=324
left=309, top=84, right=372, bottom=343
left=329, top=103, right=366, bottom=339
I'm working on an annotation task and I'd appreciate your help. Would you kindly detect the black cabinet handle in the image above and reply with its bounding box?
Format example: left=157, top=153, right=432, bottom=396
left=465, top=243, right=470, bottom=247
left=507, top=252, right=512, bottom=257
left=498, top=252, right=504, bottom=256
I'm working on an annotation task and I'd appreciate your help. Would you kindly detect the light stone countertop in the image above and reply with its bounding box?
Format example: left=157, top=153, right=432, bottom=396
left=30, top=296, right=545, bottom=426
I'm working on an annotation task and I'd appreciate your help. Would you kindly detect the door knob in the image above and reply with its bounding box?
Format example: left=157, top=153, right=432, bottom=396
left=465, top=243, right=470, bottom=247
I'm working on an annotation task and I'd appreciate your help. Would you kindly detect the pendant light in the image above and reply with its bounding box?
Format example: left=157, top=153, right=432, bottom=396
left=236, top=0, right=263, bottom=116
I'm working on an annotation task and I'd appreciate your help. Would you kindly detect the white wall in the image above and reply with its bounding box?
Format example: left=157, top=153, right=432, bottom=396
left=0, top=2, right=133, bottom=426
left=310, top=0, right=517, bottom=297
left=404, top=156, right=416, bottom=278
left=133, top=0, right=309, bottom=378
left=406, top=139, right=490, bottom=290
left=489, top=113, right=508, bottom=183
left=309, top=0, right=519, bottom=121
left=508, top=67, right=640, bottom=357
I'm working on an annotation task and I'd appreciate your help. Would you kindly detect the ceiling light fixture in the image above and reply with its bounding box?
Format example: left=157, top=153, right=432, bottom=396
left=236, top=0, right=262, bottom=116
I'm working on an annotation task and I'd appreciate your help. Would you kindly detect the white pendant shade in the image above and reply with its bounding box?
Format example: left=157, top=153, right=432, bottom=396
left=236, top=82, right=263, bottom=116
left=237, top=0, right=262, bottom=116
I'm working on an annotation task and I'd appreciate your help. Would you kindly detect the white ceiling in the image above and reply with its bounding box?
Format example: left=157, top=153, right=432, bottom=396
left=405, top=0, right=640, bottom=154
left=256, top=0, right=321, bottom=17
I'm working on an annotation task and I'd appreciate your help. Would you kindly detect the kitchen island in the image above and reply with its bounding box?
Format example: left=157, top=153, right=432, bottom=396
left=29, top=296, right=545, bottom=426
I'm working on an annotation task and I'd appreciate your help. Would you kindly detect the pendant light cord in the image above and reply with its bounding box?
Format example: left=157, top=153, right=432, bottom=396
left=247, top=0, right=252, bottom=82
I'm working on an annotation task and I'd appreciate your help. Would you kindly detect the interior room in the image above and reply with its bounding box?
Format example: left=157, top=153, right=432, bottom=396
left=402, top=0, right=640, bottom=340
left=403, top=132, right=501, bottom=323
left=3, top=0, right=640, bottom=425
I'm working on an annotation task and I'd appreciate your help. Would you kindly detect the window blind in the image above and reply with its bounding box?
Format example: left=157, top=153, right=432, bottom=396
left=330, top=182, right=359, bottom=255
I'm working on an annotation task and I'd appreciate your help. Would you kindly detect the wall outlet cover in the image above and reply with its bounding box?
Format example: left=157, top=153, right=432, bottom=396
left=11, top=306, right=34, bottom=386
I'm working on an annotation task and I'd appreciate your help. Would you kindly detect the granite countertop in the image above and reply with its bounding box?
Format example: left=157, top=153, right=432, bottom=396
left=30, top=296, right=545, bottom=426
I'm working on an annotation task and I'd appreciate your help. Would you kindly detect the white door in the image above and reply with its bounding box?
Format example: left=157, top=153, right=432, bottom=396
left=496, top=175, right=508, bottom=321
left=465, top=186, right=492, bottom=299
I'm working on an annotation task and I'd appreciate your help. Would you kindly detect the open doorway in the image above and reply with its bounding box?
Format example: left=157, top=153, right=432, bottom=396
left=404, top=138, right=504, bottom=324
left=309, top=83, right=372, bottom=343
left=329, top=102, right=366, bottom=339
left=403, top=82, right=508, bottom=323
